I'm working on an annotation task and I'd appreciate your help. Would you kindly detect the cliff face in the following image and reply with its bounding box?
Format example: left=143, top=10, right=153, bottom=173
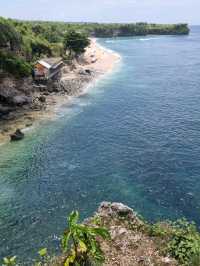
left=0, top=76, right=34, bottom=119
left=91, top=23, right=190, bottom=37
left=0, top=66, right=94, bottom=141
left=0, top=67, right=93, bottom=120
left=89, top=202, right=178, bottom=266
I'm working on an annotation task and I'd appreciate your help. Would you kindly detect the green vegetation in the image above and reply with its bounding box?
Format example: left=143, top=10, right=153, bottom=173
left=149, top=219, right=200, bottom=265
left=0, top=16, right=189, bottom=78
left=64, top=30, right=90, bottom=58
left=19, top=21, right=189, bottom=37
left=0, top=51, right=32, bottom=77
left=62, top=211, right=110, bottom=265
left=2, top=256, right=17, bottom=266
left=84, top=22, right=190, bottom=37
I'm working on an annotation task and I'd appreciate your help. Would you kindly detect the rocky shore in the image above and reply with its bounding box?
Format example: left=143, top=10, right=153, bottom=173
left=0, top=39, right=120, bottom=144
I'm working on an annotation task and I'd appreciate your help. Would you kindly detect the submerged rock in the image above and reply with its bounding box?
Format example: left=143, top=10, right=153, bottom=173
left=10, top=129, right=24, bottom=141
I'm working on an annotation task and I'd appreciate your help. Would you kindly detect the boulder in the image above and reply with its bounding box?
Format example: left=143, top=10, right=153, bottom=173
left=78, top=68, right=92, bottom=76
left=10, top=129, right=24, bottom=141
left=38, top=96, right=46, bottom=103
left=91, top=58, right=97, bottom=64
left=0, top=105, right=14, bottom=116
left=98, top=202, right=138, bottom=220
left=85, top=69, right=92, bottom=75
left=110, top=203, right=134, bottom=217
left=12, top=96, right=32, bottom=106
left=0, top=88, right=17, bottom=104
left=78, top=69, right=87, bottom=75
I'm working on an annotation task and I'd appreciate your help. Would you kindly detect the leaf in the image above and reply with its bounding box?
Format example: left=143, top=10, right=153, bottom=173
left=91, top=227, right=111, bottom=240
left=3, top=256, right=17, bottom=266
left=10, top=257, right=16, bottom=263
left=62, top=230, right=71, bottom=252
left=64, top=249, right=76, bottom=266
left=38, top=248, right=47, bottom=257
left=3, top=257, right=9, bottom=264
left=68, top=211, right=79, bottom=227
left=78, top=240, right=87, bottom=253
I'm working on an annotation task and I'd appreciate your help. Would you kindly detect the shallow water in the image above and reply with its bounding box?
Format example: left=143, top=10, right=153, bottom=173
left=1, top=27, right=200, bottom=262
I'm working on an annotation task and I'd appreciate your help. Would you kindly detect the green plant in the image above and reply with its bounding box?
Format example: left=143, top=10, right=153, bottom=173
left=62, top=211, right=110, bottom=266
left=90, top=215, right=102, bottom=226
left=150, top=222, right=170, bottom=238
left=63, top=30, right=90, bottom=58
left=35, top=248, right=48, bottom=266
left=167, top=219, right=200, bottom=265
left=0, top=51, right=32, bottom=77
left=2, top=256, right=17, bottom=266
left=189, top=253, right=200, bottom=266
left=148, top=219, right=200, bottom=265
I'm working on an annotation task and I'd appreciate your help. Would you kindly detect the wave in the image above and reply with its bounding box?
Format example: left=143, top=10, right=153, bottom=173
left=139, top=37, right=160, bottom=41
left=105, top=40, right=115, bottom=43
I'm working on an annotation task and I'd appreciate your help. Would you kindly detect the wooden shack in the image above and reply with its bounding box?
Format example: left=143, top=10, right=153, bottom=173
left=34, top=57, right=63, bottom=80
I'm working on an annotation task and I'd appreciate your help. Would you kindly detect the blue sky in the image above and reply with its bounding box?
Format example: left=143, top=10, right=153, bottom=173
left=0, top=0, right=200, bottom=24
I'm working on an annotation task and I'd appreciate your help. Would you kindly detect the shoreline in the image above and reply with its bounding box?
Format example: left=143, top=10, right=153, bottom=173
left=0, top=39, right=120, bottom=145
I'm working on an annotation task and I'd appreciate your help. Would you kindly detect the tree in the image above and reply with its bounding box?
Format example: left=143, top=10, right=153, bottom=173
left=0, top=51, right=32, bottom=77
left=63, top=30, right=90, bottom=58
left=62, top=211, right=110, bottom=266
left=0, top=17, right=22, bottom=51
left=31, top=37, right=52, bottom=58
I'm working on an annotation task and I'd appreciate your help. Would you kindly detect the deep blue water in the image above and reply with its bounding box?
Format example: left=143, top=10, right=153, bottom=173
left=0, top=27, right=200, bottom=262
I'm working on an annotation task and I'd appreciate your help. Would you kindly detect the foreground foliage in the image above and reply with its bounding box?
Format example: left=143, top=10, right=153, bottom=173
left=150, top=219, right=200, bottom=265
left=62, top=211, right=110, bottom=266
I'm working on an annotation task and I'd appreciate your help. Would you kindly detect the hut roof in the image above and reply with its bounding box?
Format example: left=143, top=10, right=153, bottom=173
left=37, top=57, right=62, bottom=69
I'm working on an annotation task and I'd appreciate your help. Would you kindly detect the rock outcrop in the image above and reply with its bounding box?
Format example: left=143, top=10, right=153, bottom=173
left=0, top=66, right=95, bottom=142
left=10, top=129, right=24, bottom=141
left=90, top=202, right=178, bottom=266
left=0, top=76, right=37, bottom=119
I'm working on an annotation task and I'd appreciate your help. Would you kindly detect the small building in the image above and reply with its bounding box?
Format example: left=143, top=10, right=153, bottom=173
left=34, top=57, right=63, bottom=80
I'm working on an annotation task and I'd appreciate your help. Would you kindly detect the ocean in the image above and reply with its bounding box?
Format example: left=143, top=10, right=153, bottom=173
left=0, top=26, right=200, bottom=262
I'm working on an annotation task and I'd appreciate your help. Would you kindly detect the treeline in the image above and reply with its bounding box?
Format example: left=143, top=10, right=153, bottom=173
left=0, top=17, right=189, bottom=78
left=21, top=21, right=190, bottom=37
left=83, top=22, right=190, bottom=37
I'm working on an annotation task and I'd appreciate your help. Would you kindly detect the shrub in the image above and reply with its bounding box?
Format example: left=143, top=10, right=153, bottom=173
left=168, top=219, right=200, bottom=265
left=150, top=219, right=200, bottom=265
left=0, top=51, right=32, bottom=77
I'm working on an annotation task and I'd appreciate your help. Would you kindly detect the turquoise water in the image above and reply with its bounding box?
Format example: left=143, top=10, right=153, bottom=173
left=1, top=27, right=200, bottom=262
